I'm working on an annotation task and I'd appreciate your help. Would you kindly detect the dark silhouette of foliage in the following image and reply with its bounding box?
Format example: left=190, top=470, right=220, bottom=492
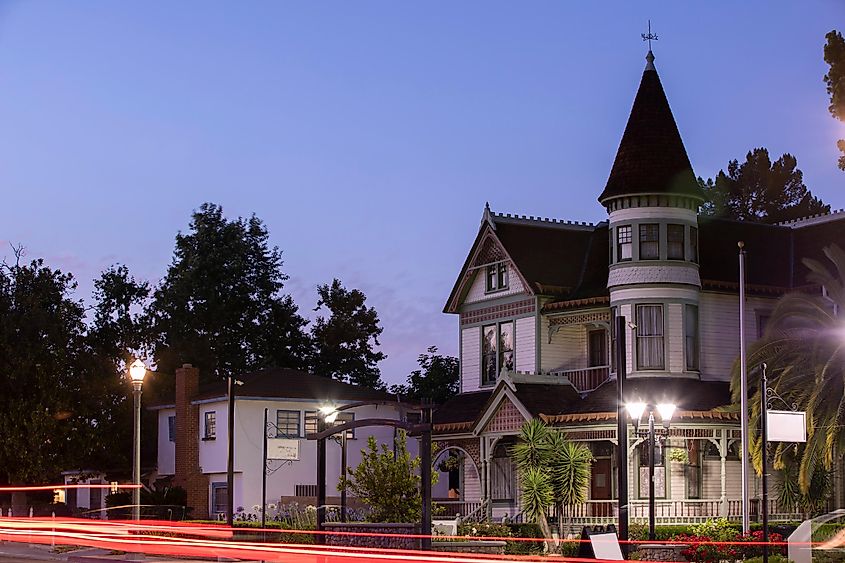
left=148, top=203, right=311, bottom=384
left=310, top=279, right=385, bottom=389
left=699, top=148, right=829, bottom=223
left=824, top=30, right=845, bottom=170
left=389, top=346, right=458, bottom=405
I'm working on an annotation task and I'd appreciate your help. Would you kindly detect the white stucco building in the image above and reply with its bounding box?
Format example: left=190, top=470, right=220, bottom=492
left=152, top=364, right=436, bottom=519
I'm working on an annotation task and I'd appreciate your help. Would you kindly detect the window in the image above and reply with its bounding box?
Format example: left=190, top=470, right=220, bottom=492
left=168, top=415, right=176, bottom=442
left=638, top=441, right=666, bottom=499
left=276, top=410, right=300, bottom=438
left=90, top=483, right=102, bottom=510
left=482, top=321, right=514, bottom=385
left=212, top=483, right=227, bottom=515
left=685, top=304, right=700, bottom=370
left=304, top=410, right=354, bottom=439
left=639, top=224, right=659, bottom=260
left=636, top=304, right=664, bottom=370
left=588, top=329, right=607, bottom=367
left=667, top=224, right=685, bottom=260
left=757, top=312, right=771, bottom=339
left=204, top=411, right=216, bottom=440
left=485, top=263, right=508, bottom=292
left=617, top=226, right=632, bottom=261
left=690, top=227, right=699, bottom=263
left=686, top=440, right=702, bottom=499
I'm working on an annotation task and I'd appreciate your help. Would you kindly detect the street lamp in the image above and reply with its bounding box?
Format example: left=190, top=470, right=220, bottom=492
left=626, top=400, right=676, bottom=541
left=128, top=359, right=147, bottom=523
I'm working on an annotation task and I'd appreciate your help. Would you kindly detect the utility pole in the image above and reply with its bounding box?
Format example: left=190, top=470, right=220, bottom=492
left=615, top=315, right=628, bottom=553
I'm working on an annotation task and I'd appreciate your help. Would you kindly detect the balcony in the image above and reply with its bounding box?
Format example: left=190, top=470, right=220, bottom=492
left=549, top=365, right=611, bottom=393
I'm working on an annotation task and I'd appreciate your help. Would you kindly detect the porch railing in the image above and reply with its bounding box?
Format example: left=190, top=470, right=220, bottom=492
left=436, top=500, right=482, bottom=519
left=562, top=498, right=803, bottom=527
left=550, top=365, right=611, bottom=393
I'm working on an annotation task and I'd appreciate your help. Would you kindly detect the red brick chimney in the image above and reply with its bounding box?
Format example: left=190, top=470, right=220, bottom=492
left=173, top=364, right=207, bottom=518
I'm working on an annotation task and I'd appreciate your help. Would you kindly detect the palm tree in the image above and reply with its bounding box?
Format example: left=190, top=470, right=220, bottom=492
left=731, top=244, right=845, bottom=495
left=512, top=419, right=592, bottom=548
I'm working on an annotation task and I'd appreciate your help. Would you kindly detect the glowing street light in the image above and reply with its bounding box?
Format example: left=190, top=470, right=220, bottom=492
left=127, top=359, right=147, bottom=523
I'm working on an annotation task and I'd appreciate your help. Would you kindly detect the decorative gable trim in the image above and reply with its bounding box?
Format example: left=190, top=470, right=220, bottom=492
left=471, top=379, right=532, bottom=436
left=444, top=223, right=535, bottom=314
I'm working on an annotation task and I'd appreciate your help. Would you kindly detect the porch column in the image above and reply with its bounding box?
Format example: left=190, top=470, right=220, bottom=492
left=719, top=430, right=728, bottom=518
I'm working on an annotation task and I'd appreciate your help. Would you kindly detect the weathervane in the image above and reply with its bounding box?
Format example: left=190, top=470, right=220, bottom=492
left=641, top=20, right=658, bottom=50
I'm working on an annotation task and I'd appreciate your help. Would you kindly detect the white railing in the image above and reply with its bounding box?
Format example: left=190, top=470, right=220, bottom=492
left=564, top=499, right=803, bottom=527
left=550, top=365, right=611, bottom=393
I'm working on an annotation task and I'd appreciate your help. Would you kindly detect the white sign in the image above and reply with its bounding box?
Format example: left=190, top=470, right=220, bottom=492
left=267, top=438, right=300, bottom=460
left=589, top=532, right=624, bottom=561
left=767, top=410, right=807, bottom=443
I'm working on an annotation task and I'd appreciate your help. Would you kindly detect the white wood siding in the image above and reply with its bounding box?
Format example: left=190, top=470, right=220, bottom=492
left=464, top=263, right=526, bottom=305
left=699, top=293, right=778, bottom=381
left=461, top=327, right=481, bottom=393
left=540, top=321, right=587, bottom=372
left=515, top=316, right=536, bottom=373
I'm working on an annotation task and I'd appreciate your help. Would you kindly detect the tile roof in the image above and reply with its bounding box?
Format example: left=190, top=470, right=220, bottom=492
left=598, top=56, right=704, bottom=203
left=192, top=367, right=396, bottom=403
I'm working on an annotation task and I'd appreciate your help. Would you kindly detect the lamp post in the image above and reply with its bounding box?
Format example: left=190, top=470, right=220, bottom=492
left=626, top=401, right=676, bottom=541
left=128, top=359, right=147, bottom=523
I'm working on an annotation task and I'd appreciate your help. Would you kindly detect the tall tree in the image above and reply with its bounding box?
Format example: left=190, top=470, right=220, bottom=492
left=311, top=279, right=385, bottom=389
left=389, top=346, right=458, bottom=405
left=824, top=30, right=845, bottom=170
left=148, top=203, right=311, bottom=383
left=0, top=250, right=126, bottom=485
left=699, top=148, right=829, bottom=223
left=731, top=244, right=845, bottom=494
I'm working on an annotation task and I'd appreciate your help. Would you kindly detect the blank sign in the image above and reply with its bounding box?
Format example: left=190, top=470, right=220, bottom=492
left=590, top=532, right=624, bottom=560
left=767, top=410, right=807, bottom=443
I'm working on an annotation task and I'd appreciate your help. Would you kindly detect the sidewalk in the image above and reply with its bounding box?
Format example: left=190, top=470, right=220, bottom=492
left=0, top=543, right=257, bottom=563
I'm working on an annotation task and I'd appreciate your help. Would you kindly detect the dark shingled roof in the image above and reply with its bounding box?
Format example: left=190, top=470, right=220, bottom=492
left=598, top=54, right=703, bottom=203
left=432, top=378, right=732, bottom=435
left=433, top=390, right=492, bottom=425
left=193, top=367, right=394, bottom=403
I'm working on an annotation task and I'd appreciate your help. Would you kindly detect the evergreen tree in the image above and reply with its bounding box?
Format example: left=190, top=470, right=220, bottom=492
left=699, top=148, right=829, bottom=223
left=823, top=30, right=845, bottom=170
left=148, top=203, right=311, bottom=383
left=311, top=279, right=385, bottom=389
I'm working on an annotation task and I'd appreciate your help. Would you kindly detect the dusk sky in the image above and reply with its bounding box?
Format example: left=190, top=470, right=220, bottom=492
left=1, top=1, right=842, bottom=385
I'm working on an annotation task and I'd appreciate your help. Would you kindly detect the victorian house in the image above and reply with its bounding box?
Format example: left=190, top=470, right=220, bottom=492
left=431, top=50, right=845, bottom=526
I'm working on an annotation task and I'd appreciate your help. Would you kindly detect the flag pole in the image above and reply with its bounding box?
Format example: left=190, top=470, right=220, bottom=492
left=738, top=241, right=750, bottom=533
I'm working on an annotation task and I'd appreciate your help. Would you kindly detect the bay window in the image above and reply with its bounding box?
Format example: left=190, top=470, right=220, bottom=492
left=636, top=304, right=664, bottom=370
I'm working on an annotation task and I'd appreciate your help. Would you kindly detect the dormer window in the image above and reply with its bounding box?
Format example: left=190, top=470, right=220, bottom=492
left=485, top=262, right=508, bottom=292
left=617, top=226, right=632, bottom=261
left=639, top=224, right=659, bottom=260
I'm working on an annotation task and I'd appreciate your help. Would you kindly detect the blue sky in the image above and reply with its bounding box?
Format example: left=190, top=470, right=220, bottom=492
left=1, top=1, right=842, bottom=384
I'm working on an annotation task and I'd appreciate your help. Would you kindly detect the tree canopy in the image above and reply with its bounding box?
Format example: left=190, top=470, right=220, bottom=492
left=148, top=203, right=311, bottom=384
left=823, top=29, right=845, bottom=170
left=389, top=346, right=458, bottom=405
left=310, top=278, right=386, bottom=389
left=699, top=148, right=829, bottom=223
left=0, top=251, right=130, bottom=484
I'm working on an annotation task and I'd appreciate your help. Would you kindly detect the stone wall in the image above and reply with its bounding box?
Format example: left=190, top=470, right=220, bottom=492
left=432, top=541, right=506, bottom=554
left=323, top=523, right=420, bottom=550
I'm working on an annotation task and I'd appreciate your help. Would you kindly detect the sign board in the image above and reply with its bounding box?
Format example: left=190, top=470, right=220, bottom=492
left=589, top=532, right=624, bottom=561
left=267, top=438, right=300, bottom=460
left=767, top=410, right=807, bottom=443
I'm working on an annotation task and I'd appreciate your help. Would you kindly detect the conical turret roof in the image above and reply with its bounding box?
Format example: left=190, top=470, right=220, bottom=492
left=598, top=51, right=704, bottom=204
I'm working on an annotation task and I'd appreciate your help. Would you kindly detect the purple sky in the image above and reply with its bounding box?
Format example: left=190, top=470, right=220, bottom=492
left=1, top=2, right=842, bottom=385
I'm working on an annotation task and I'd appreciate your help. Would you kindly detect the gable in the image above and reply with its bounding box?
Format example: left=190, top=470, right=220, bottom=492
left=482, top=395, right=530, bottom=433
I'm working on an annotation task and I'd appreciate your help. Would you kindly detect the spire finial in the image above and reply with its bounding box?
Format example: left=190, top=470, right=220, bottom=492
left=641, top=19, right=658, bottom=51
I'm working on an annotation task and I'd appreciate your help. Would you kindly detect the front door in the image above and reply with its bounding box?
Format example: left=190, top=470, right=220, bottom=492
left=591, top=458, right=611, bottom=499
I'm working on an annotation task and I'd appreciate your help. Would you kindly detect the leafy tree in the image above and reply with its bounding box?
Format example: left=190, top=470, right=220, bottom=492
left=731, top=244, right=845, bottom=494
left=699, top=148, right=829, bottom=223
left=824, top=30, right=845, bottom=170
left=389, top=346, right=458, bottom=404
left=337, top=431, right=436, bottom=523
left=0, top=250, right=127, bottom=488
left=148, top=203, right=311, bottom=384
left=311, top=279, right=385, bottom=388
left=512, top=419, right=592, bottom=547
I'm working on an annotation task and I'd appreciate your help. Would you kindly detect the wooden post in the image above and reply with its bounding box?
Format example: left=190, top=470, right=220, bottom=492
left=615, top=315, right=629, bottom=554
